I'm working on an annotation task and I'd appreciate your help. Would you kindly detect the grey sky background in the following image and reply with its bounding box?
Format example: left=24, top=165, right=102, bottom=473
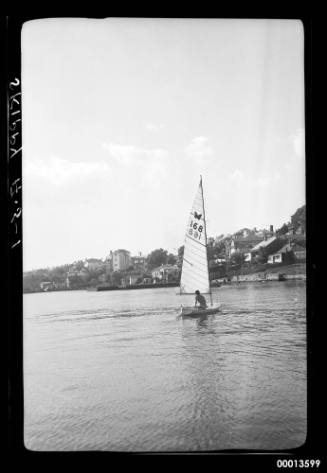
left=22, top=18, right=305, bottom=271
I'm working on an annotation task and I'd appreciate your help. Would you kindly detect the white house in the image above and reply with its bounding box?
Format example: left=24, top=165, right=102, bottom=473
left=151, top=264, right=180, bottom=282
left=267, top=242, right=292, bottom=264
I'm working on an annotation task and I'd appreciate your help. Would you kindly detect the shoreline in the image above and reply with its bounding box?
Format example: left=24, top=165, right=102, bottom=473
left=23, top=276, right=306, bottom=294
left=229, top=273, right=306, bottom=283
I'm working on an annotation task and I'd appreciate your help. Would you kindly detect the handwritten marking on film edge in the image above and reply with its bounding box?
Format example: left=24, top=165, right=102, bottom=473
left=9, top=79, right=22, bottom=160
left=9, top=78, right=22, bottom=249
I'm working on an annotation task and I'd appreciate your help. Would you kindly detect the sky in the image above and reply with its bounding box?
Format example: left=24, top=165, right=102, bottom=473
left=22, top=18, right=305, bottom=271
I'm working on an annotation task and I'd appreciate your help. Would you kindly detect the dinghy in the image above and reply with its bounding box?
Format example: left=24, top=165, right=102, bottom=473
left=178, top=176, right=221, bottom=317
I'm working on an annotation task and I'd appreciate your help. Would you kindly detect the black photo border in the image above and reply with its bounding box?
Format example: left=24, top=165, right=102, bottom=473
left=4, top=14, right=323, bottom=469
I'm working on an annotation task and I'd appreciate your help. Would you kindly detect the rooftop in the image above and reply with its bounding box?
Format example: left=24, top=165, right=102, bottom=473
left=270, top=243, right=291, bottom=255
left=152, top=264, right=180, bottom=271
left=233, top=235, right=264, bottom=243
left=251, top=236, right=277, bottom=252
left=113, top=249, right=130, bottom=255
left=291, top=242, right=306, bottom=252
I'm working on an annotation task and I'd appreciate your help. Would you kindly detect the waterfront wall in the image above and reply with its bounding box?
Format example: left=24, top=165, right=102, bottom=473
left=231, top=272, right=306, bottom=282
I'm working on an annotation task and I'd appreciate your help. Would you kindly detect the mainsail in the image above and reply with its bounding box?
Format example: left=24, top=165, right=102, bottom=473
left=180, top=177, right=210, bottom=294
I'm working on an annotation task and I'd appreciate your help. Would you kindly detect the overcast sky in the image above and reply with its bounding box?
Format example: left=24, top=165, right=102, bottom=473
left=22, top=18, right=305, bottom=271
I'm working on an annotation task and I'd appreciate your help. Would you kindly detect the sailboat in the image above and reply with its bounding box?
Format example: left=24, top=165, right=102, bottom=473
left=179, top=176, right=221, bottom=317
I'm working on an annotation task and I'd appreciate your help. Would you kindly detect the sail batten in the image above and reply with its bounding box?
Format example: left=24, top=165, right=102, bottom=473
left=180, top=178, right=210, bottom=295
left=185, top=234, right=206, bottom=247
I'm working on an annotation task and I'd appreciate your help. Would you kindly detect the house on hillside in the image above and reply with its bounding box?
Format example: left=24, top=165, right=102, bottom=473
left=108, top=249, right=131, bottom=272
left=267, top=242, right=292, bottom=264
left=291, top=242, right=306, bottom=261
left=67, top=265, right=89, bottom=285
left=233, top=228, right=253, bottom=239
left=53, top=280, right=68, bottom=290
left=212, top=257, right=226, bottom=265
left=228, top=234, right=263, bottom=262
left=40, top=281, right=55, bottom=291
left=250, top=236, right=285, bottom=262
left=120, top=270, right=142, bottom=287
left=131, top=254, right=147, bottom=273
left=151, top=264, right=180, bottom=283
left=285, top=221, right=305, bottom=237
left=84, top=258, right=104, bottom=271
left=267, top=240, right=305, bottom=264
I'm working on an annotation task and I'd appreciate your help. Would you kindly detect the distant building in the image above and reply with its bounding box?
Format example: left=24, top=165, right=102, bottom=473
left=120, top=273, right=140, bottom=286
left=291, top=242, right=306, bottom=261
left=104, top=255, right=113, bottom=274
left=250, top=236, right=283, bottom=260
left=54, top=280, right=68, bottom=290
left=267, top=242, right=292, bottom=264
left=228, top=235, right=263, bottom=260
left=233, top=228, right=252, bottom=239
left=285, top=223, right=298, bottom=236
left=84, top=258, right=104, bottom=271
left=267, top=240, right=305, bottom=264
left=243, top=252, right=252, bottom=263
left=214, top=257, right=226, bottom=265
left=131, top=254, right=147, bottom=273
left=40, top=280, right=68, bottom=291
left=284, top=234, right=306, bottom=246
left=142, top=277, right=152, bottom=285
left=111, top=249, right=131, bottom=272
left=151, top=264, right=180, bottom=283
left=40, top=281, right=54, bottom=291
left=67, top=265, right=89, bottom=283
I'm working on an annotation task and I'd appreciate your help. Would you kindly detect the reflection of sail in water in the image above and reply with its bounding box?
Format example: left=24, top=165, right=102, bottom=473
left=179, top=176, right=221, bottom=316
left=178, top=317, right=228, bottom=449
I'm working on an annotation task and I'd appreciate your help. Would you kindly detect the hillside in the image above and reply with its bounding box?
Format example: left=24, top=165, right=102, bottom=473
left=23, top=204, right=306, bottom=293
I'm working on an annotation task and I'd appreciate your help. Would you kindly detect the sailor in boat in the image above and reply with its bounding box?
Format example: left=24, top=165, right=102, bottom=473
left=194, top=290, right=207, bottom=310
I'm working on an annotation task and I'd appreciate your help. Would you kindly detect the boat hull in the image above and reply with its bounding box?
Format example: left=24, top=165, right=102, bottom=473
left=179, top=304, right=221, bottom=317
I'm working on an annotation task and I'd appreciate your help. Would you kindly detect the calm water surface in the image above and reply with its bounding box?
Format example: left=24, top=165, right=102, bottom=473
left=24, top=281, right=306, bottom=451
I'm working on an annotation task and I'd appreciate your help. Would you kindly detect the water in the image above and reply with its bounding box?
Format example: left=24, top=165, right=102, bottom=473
left=23, top=281, right=306, bottom=452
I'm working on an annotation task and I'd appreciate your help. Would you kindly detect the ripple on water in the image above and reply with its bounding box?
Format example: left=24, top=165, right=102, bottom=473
left=24, top=282, right=306, bottom=451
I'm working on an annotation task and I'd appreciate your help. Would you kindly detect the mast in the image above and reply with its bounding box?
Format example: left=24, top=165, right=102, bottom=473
left=200, top=175, right=213, bottom=306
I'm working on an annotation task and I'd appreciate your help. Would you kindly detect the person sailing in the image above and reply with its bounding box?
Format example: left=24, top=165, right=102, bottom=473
left=194, top=290, right=207, bottom=309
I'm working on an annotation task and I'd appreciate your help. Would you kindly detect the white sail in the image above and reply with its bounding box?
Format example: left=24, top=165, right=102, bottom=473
left=180, top=178, right=210, bottom=294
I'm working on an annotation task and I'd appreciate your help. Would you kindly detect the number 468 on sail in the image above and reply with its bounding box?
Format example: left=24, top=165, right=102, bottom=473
left=188, top=220, right=203, bottom=240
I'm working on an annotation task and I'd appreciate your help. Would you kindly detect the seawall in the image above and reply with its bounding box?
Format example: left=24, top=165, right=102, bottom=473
left=230, top=272, right=306, bottom=283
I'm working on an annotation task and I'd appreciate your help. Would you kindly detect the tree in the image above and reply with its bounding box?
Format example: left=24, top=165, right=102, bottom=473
left=276, top=223, right=289, bottom=236
left=23, top=268, right=51, bottom=292
left=230, top=251, right=246, bottom=266
left=111, top=271, right=123, bottom=286
left=176, top=246, right=184, bottom=267
left=284, top=251, right=296, bottom=264
left=73, top=260, right=85, bottom=271
left=167, top=253, right=177, bottom=265
left=255, top=247, right=268, bottom=264
left=146, top=248, right=168, bottom=270
left=214, top=239, right=226, bottom=256
left=207, top=237, right=216, bottom=260
left=291, top=205, right=306, bottom=232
